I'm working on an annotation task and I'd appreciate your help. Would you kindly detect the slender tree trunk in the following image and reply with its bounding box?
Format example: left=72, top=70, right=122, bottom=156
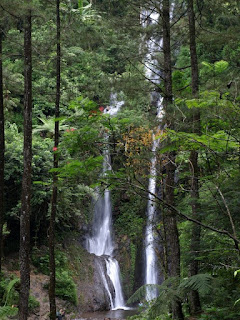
left=0, top=27, right=4, bottom=273
left=188, top=0, right=202, bottom=314
left=19, top=10, right=32, bottom=320
left=162, top=0, right=184, bottom=319
left=188, top=0, right=199, bottom=97
left=49, top=0, right=60, bottom=318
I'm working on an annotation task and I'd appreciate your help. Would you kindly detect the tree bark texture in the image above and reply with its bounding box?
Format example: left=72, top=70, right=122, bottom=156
left=188, top=0, right=202, bottom=314
left=162, top=0, right=184, bottom=319
left=49, top=0, right=60, bottom=318
left=188, top=0, right=199, bottom=97
left=0, top=27, right=4, bottom=273
left=162, top=0, right=172, bottom=113
left=19, top=11, right=32, bottom=320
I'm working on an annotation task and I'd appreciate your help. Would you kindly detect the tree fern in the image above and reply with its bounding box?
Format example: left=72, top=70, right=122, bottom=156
left=33, top=117, right=68, bottom=136
left=127, top=274, right=213, bottom=318
left=127, top=284, right=155, bottom=305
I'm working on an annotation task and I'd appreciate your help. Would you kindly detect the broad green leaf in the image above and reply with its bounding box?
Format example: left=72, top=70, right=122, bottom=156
left=214, top=60, right=229, bottom=73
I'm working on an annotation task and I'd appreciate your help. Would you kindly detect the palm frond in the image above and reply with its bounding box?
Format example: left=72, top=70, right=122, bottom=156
left=33, top=117, right=68, bottom=135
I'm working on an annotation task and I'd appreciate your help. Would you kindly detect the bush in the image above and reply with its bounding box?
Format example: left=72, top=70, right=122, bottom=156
left=31, top=248, right=50, bottom=275
left=29, top=295, right=40, bottom=311
left=55, top=271, right=78, bottom=305
left=31, top=248, right=68, bottom=275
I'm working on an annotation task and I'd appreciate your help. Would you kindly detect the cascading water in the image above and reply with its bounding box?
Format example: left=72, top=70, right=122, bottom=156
left=142, top=2, right=175, bottom=301
left=86, top=94, right=126, bottom=310
left=141, top=8, right=163, bottom=301
left=144, top=136, right=160, bottom=300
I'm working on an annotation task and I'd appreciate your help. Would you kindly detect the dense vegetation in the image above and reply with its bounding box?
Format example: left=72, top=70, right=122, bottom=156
left=0, top=0, right=240, bottom=319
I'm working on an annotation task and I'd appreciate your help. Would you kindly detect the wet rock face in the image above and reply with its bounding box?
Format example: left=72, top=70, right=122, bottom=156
left=89, top=256, right=113, bottom=311
left=75, top=252, right=114, bottom=312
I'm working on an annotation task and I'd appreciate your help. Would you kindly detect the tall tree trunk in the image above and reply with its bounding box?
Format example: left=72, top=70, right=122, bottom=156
left=188, top=0, right=202, bottom=314
left=0, top=27, right=4, bottom=273
left=49, top=0, right=60, bottom=318
left=162, top=0, right=184, bottom=319
left=19, top=10, right=32, bottom=320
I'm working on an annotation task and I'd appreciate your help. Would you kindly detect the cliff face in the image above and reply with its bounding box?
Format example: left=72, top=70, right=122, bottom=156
left=60, top=240, right=114, bottom=313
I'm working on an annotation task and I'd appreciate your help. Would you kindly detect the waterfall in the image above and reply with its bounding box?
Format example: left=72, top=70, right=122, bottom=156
left=144, top=136, right=160, bottom=300
left=86, top=94, right=126, bottom=310
left=142, top=2, right=175, bottom=301
left=141, top=8, right=163, bottom=301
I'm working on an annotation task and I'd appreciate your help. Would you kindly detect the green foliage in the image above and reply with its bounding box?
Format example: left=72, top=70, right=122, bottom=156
left=115, top=203, right=144, bottom=242
left=2, top=224, right=10, bottom=236
left=28, top=295, right=40, bottom=310
left=2, top=277, right=20, bottom=307
left=0, top=274, right=39, bottom=316
left=33, top=117, right=69, bottom=137
left=198, top=306, right=240, bottom=320
left=0, top=306, right=18, bottom=319
left=127, top=274, right=215, bottom=318
left=32, top=248, right=67, bottom=275
left=32, top=249, right=77, bottom=304
left=234, top=270, right=240, bottom=278
left=31, top=248, right=50, bottom=275
left=179, top=274, right=213, bottom=296
left=2, top=0, right=240, bottom=317
left=55, top=271, right=78, bottom=305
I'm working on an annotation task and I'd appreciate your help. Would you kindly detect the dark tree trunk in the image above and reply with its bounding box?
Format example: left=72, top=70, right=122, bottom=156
left=19, top=11, right=32, bottom=320
left=0, top=27, right=4, bottom=273
left=188, top=0, right=199, bottom=97
left=49, top=0, right=60, bottom=318
left=162, top=0, right=184, bottom=319
left=188, top=0, right=202, bottom=314
left=188, top=151, right=201, bottom=314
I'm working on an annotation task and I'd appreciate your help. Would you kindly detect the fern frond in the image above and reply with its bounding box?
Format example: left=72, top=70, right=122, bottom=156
left=127, top=277, right=181, bottom=305
left=127, top=284, right=161, bottom=304
left=0, top=306, right=18, bottom=319
left=3, top=277, right=20, bottom=306
left=234, top=298, right=240, bottom=306
left=179, top=273, right=213, bottom=296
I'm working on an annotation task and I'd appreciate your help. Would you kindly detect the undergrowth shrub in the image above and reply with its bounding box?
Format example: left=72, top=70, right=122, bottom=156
left=198, top=306, right=240, bottom=320
left=55, top=271, right=78, bottom=305
left=0, top=273, right=39, bottom=318
left=32, top=247, right=67, bottom=275
left=43, top=270, right=78, bottom=305
left=29, top=295, right=40, bottom=310
left=35, top=248, right=77, bottom=304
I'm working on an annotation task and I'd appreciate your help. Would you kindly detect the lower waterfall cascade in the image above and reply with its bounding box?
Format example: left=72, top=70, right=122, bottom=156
left=86, top=95, right=127, bottom=310
left=144, top=135, right=160, bottom=300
